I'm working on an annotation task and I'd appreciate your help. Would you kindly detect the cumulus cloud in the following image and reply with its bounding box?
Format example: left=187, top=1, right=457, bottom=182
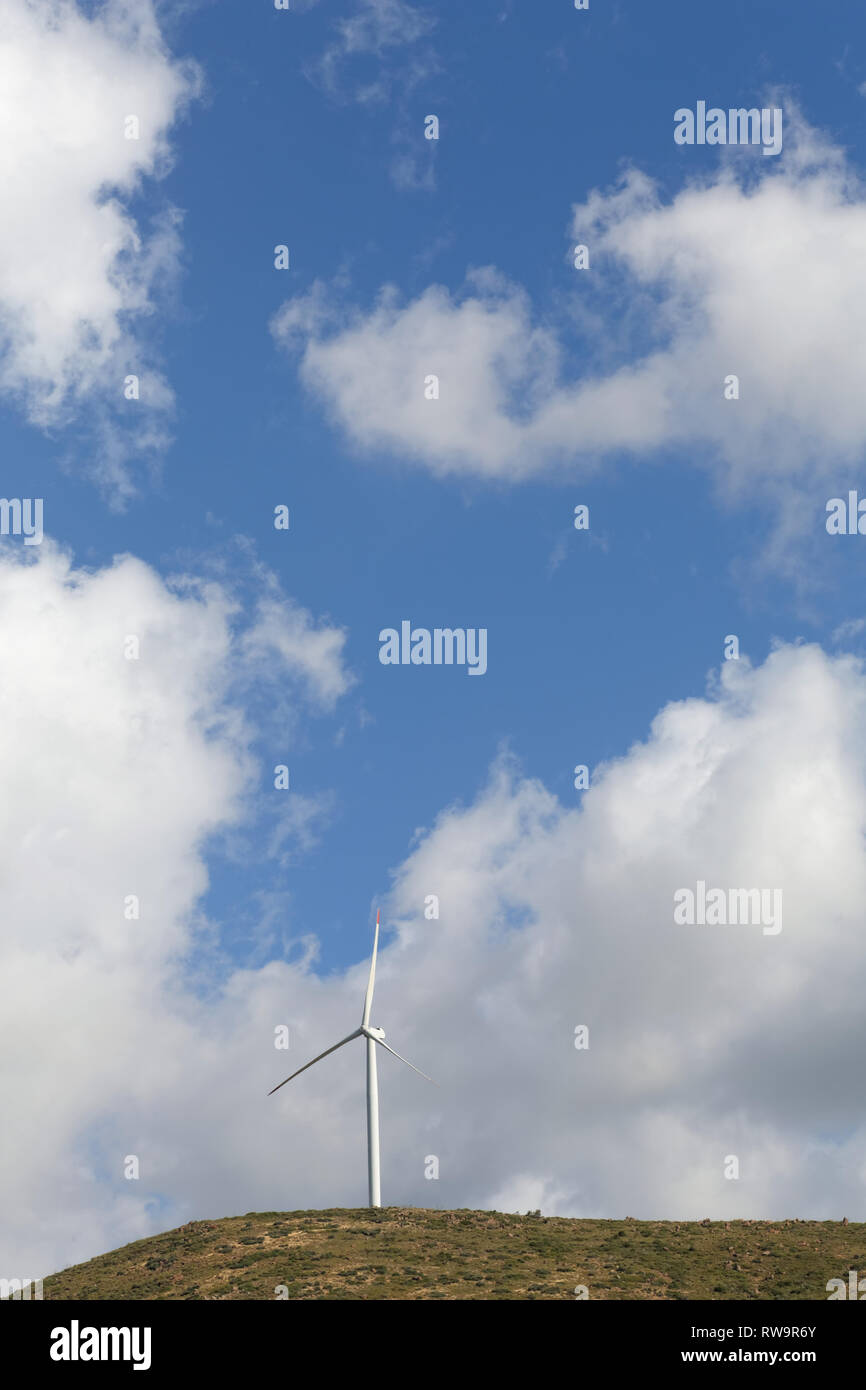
left=5, top=614, right=866, bottom=1279
left=372, top=642, right=866, bottom=1221
left=273, top=268, right=562, bottom=480
left=0, top=541, right=352, bottom=1277
left=0, top=0, right=199, bottom=498
left=274, top=112, right=866, bottom=512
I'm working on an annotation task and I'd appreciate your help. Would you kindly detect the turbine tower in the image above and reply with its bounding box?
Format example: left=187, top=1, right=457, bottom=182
left=268, top=910, right=436, bottom=1207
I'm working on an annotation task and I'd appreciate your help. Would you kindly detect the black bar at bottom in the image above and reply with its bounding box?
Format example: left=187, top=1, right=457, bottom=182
left=2, top=1296, right=859, bottom=1375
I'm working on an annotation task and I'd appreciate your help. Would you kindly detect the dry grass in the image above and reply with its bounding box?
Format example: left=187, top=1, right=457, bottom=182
left=41, top=1209, right=866, bottom=1301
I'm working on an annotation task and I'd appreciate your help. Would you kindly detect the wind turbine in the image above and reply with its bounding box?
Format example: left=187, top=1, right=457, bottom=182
left=268, top=910, right=436, bottom=1208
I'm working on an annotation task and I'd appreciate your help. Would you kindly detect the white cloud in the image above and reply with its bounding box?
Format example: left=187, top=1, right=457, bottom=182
left=0, top=540, right=352, bottom=1277
left=274, top=269, right=559, bottom=479
left=242, top=596, right=354, bottom=710
left=274, top=114, right=866, bottom=510
left=371, top=644, right=866, bottom=1221
left=0, top=0, right=199, bottom=498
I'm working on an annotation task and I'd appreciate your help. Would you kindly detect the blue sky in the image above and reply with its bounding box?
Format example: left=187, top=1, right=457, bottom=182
left=5, top=0, right=863, bottom=972
left=3, top=0, right=861, bottom=967
left=6, top=0, right=866, bottom=1273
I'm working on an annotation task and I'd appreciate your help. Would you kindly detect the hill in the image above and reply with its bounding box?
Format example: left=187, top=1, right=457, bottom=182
left=42, top=1209, right=865, bottom=1300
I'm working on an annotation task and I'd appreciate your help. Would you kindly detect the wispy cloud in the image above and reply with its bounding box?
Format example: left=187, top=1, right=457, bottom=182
left=306, top=0, right=439, bottom=189
left=311, top=0, right=436, bottom=104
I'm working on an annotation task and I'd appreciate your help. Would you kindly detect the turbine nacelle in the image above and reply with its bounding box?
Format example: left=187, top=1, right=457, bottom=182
left=362, top=1025, right=386, bottom=1042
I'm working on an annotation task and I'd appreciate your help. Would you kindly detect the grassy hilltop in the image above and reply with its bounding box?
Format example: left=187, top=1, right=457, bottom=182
left=42, top=1209, right=865, bottom=1301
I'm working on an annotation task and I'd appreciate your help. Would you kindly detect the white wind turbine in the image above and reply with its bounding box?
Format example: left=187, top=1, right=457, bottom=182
left=269, top=909, right=436, bottom=1208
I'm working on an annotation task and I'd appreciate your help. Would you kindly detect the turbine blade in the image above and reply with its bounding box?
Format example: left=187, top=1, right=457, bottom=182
left=268, top=1029, right=361, bottom=1096
left=361, top=909, right=380, bottom=1028
left=375, top=1037, right=438, bottom=1085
